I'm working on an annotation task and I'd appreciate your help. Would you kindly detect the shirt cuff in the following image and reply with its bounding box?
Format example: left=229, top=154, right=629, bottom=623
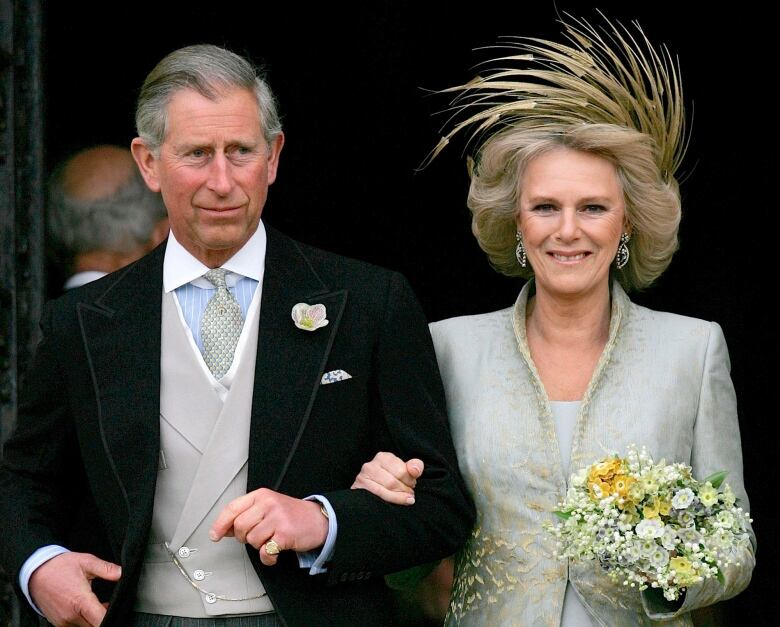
left=19, top=545, right=70, bottom=615
left=297, top=495, right=337, bottom=575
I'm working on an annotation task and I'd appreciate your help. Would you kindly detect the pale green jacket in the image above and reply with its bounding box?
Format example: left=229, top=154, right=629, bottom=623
left=433, top=281, right=755, bottom=627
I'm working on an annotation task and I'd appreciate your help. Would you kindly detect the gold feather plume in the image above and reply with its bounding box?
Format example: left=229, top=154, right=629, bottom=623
left=426, top=13, right=688, bottom=178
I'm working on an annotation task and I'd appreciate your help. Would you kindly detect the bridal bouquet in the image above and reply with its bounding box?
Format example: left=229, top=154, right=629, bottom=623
left=546, top=445, right=752, bottom=601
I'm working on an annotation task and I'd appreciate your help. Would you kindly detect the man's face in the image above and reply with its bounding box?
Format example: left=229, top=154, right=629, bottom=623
left=132, top=87, right=283, bottom=267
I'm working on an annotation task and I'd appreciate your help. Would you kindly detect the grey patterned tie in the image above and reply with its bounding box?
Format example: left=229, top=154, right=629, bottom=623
left=201, top=268, right=244, bottom=379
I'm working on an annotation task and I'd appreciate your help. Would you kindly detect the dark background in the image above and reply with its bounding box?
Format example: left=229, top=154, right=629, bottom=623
left=43, top=0, right=777, bottom=622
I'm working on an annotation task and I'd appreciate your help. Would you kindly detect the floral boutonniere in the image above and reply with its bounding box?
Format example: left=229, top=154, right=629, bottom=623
left=291, top=303, right=329, bottom=331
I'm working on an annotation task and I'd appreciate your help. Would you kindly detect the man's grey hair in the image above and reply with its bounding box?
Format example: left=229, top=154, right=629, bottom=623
left=48, top=167, right=167, bottom=257
left=135, top=44, right=283, bottom=154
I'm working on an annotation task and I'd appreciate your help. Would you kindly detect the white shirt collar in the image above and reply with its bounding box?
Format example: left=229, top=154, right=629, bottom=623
left=163, top=221, right=267, bottom=293
left=64, top=270, right=108, bottom=290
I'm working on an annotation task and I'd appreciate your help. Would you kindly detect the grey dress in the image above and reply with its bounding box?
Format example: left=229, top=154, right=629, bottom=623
left=432, top=281, right=755, bottom=627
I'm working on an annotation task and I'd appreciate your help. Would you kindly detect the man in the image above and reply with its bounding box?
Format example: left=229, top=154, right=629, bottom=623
left=0, top=45, right=473, bottom=626
left=47, top=145, right=169, bottom=290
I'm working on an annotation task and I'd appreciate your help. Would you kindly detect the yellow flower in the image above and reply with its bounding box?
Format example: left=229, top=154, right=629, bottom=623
left=621, top=505, right=640, bottom=525
left=642, top=476, right=659, bottom=494
left=669, top=557, right=697, bottom=584
left=590, top=457, right=622, bottom=479
left=628, top=482, right=645, bottom=503
left=613, top=475, right=635, bottom=498
left=699, top=482, right=718, bottom=508
left=643, top=496, right=660, bottom=519
left=670, top=556, right=693, bottom=573
left=658, top=499, right=672, bottom=516
left=589, top=479, right=612, bottom=500
left=588, top=458, right=623, bottom=500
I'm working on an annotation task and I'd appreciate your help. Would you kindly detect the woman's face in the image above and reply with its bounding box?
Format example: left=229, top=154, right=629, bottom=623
left=517, top=148, right=626, bottom=302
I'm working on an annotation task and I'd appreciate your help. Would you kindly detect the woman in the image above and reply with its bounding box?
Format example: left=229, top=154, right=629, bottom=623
left=352, top=16, right=755, bottom=626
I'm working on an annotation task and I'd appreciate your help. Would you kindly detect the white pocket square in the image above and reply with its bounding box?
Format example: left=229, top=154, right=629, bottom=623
left=321, top=369, right=352, bottom=385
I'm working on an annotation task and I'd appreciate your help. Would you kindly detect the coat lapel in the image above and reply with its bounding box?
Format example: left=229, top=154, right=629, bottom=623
left=76, top=245, right=164, bottom=537
left=248, top=228, right=348, bottom=491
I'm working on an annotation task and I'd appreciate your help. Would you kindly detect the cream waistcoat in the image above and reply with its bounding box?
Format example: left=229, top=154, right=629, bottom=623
left=134, top=289, right=273, bottom=617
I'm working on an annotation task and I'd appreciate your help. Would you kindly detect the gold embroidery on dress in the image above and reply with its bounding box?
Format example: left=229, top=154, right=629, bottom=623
left=447, top=522, right=561, bottom=623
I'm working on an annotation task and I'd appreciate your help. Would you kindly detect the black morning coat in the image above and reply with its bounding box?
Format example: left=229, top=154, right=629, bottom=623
left=0, top=226, right=475, bottom=626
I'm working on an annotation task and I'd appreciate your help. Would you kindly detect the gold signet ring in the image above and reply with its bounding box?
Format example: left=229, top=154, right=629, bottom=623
left=265, top=539, right=281, bottom=555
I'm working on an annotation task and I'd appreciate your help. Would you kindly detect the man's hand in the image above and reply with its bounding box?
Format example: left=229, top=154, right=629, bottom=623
left=352, top=452, right=424, bottom=505
left=209, top=488, right=329, bottom=566
left=29, top=552, right=121, bottom=627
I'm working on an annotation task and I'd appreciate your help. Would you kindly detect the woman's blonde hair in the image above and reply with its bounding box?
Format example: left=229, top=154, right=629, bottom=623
left=469, top=123, right=680, bottom=290
left=429, top=15, right=687, bottom=290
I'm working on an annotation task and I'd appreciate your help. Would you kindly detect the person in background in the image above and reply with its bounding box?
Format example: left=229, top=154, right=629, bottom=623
left=47, top=144, right=169, bottom=290
left=353, top=15, right=755, bottom=626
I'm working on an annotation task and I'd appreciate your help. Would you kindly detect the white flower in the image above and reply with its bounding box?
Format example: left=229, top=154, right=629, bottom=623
left=698, top=482, right=719, bottom=508
left=711, top=529, right=731, bottom=548
left=571, top=468, right=587, bottom=487
left=677, top=528, right=703, bottom=548
left=660, top=528, right=678, bottom=551
left=291, top=303, right=329, bottom=331
left=637, top=538, right=657, bottom=556
left=672, top=488, right=695, bottom=510
left=676, top=510, right=695, bottom=527
left=722, top=484, right=736, bottom=507
left=716, top=511, right=735, bottom=529
left=649, top=547, right=670, bottom=568
left=636, top=519, right=665, bottom=539
left=623, top=544, right=641, bottom=563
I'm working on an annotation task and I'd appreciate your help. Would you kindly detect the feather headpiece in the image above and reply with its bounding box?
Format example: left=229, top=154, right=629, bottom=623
left=427, top=13, right=688, bottom=179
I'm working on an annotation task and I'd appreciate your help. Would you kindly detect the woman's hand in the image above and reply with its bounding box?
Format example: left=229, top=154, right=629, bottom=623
left=351, top=452, right=424, bottom=505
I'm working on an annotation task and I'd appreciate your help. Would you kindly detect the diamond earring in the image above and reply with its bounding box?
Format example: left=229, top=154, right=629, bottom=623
left=515, top=231, right=527, bottom=268
left=616, top=232, right=631, bottom=270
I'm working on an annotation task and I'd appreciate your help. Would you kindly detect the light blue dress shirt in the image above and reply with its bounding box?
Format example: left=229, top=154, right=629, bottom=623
left=175, top=276, right=257, bottom=353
